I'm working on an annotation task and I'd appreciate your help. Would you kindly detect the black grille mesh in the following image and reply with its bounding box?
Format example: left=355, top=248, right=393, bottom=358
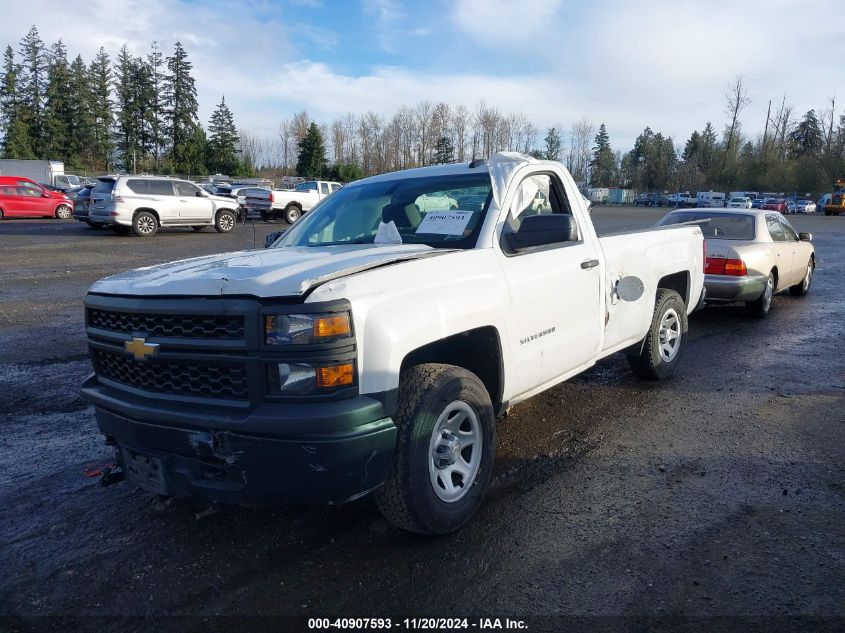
left=88, top=309, right=244, bottom=339
left=94, top=349, right=249, bottom=400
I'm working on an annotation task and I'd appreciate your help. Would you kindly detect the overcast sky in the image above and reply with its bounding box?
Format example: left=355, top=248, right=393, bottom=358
left=0, top=0, right=840, bottom=151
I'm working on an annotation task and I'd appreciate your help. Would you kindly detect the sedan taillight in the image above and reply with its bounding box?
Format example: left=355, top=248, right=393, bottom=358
left=705, top=257, right=747, bottom=276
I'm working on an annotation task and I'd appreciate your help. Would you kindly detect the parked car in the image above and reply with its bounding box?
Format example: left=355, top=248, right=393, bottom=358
left=727, top=196, right=752, bottom=209
left=696, top=191, right=726, bottom=207
left=71, top=185, right=99, bottom=227
left=266, top=179, right=343, bottom=224
left=79, top=153, right=705, bottom=534
left=0, top=176, right=73, bottom=219
left=633, top=192, right=660, bottom=207
left=761, top=198, right=787, bottom=212
left=656, top=209, right=814, bottom=318
left=794, top=199, right=816, bottom=214
left=88, top=175, right=240, bottom=236
left=817, top=193, right=832, bottom=214
left=750, top=198, right=765, bottom=209
left=668, top=192, right=696, bottom=208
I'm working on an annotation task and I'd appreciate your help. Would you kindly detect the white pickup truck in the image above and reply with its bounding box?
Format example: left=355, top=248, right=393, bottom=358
left=80, top=153, right=704, bottom=534
left=266, top=179, right=342, bottom=223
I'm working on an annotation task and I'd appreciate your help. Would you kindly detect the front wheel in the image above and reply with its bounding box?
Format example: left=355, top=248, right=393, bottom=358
left=375, top=364, right=495, bottom=535
left=746, top=272, right=775, bottom=318
left=789, top=259, right=814, bottom=296
left=627, top=289, right=687, bottom=380
left=284, top=204, right=301, bottom=224
left=215, top=209, right=235, bottom=233
left=55, top=205, right=72, bottom=219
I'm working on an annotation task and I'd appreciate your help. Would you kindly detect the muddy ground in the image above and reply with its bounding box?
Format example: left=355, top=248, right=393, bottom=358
left=0, top=209, right=843, bottom=632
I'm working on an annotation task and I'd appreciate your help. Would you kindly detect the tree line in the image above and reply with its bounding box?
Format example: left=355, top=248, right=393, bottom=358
left=0, top=26, right=252, bottom=177
left=1, top=27, right=843, bottom=195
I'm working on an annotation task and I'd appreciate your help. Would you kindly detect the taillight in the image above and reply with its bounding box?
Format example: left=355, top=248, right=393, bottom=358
left=110, top=189, right=124, bottom=203
left=269, top=192, right=274, bottom=203
left=723, top=258, right=747, bottom=276
left=705, top=257, right=746, bottom=276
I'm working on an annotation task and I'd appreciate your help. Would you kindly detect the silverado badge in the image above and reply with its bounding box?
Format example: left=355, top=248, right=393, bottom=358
left=125, top=337, right=159, bottom=361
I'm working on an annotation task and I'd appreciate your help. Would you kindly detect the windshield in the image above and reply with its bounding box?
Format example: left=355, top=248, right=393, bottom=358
left=657, top=211, right=756, bottom=240
left=276, top=173, right=493, bottom=249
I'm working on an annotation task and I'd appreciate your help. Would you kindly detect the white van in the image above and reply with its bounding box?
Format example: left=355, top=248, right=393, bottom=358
left=697, top=190, right=726, bottom=208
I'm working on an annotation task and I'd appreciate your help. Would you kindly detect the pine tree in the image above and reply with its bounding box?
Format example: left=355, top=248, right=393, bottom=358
left=65, top=54, right=94, bottom=168
left=589, top=123, right=615, bottom=187
left=699, top=122, right=718, bottom=173
left=1, top=45, right=33, bottom=158
left=88, top=47, right=113, bottom=170
left=164, top=42, right=199, bottom=173
left=682, top=130, right=701, bottom=164
left=433, top=135, right=454, bottom=164
left=206, top=96, right=239, bottom=173
left=43, top=40, right=72, bottom=160
left=18, top=25, right=48, bottom=156
left=114, top=45, right=148, bottom=170
left=182, top=124, right=208, bottom=176
left=544, top=127, right=561, bottom=160
left=147, top=42, right=165, bottom=168
left=788, top=110, right=823, bottom=157
left=296, top=122, right=327, bottom=178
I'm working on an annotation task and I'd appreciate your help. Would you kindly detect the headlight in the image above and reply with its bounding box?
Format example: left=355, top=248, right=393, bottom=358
left=264, top=312, right=351, bottom=345
left=266, top=361, right=355, bottom=394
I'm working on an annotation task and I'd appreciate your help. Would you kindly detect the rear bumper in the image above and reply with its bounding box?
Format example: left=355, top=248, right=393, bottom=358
left=704, top=274, right=766, bottom=302
left=82, top=377, right=398, bottom=505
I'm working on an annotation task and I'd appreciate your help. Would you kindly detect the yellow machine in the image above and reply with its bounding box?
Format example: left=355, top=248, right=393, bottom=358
left=825, top=179, right=845, bottom=216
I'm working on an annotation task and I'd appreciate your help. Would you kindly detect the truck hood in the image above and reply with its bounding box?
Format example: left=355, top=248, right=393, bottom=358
left=88, top=244, right=442, bottom=298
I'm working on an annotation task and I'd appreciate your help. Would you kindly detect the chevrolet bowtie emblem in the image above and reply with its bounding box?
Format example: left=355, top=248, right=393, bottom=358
left=125, top=337, right=159, bottom=361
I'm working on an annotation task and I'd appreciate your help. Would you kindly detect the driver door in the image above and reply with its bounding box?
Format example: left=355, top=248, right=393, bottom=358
left=175, top=181, right=212, bottom=221
left=498, top=172, right=602, bottom=398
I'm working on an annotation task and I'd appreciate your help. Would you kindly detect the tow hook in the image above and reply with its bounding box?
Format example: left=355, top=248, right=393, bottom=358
left=100, top=466, right=125, bottom=486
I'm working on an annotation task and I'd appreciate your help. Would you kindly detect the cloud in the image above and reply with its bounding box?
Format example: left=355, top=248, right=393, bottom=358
left=452, top=0, right=563, bottom=42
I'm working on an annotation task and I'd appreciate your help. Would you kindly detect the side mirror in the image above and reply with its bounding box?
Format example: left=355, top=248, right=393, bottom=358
left=264, top=230, right=285, bottom=248
left=42, top=191, right=51, bottom=198
left=798, top=232, right=812, bottom=242
left=507, top=214, right=578, bottom=251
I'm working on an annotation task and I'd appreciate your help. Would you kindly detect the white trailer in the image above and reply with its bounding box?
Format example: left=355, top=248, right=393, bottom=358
left=0, top=159, right=81, bottom=189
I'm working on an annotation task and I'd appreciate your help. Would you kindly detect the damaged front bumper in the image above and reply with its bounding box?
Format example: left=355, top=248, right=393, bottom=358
left=81, top=376, right=397, bottom=506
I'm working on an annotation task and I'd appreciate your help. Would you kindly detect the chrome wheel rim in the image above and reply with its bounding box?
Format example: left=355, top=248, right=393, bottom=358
left=428, top=400, right=482, bottom=503
left=57, top=206, right=71, bottom=219
left=137, top=216, right=155, bottom=234
left=287, top=210, right=300, bottom=223
left=658, top=308, right=681, bottom=362
left=803, top=262, right=813, bottom=290
left=219, top=213, right=234, bottom=231
left=762, top=276, right=774, bottom=311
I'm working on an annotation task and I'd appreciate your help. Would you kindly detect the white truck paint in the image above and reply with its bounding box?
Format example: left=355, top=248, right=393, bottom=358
left=84, top=154, right=704, bottom=533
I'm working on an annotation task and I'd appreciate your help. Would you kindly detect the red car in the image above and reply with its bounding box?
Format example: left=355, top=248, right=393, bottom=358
left=760, top=197, right=787, bottom=212
left=0, top=176, right=73, bottom=220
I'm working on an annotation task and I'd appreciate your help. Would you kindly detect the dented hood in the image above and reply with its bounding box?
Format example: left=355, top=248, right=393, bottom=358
left=88, top=243, right=439, bottom=298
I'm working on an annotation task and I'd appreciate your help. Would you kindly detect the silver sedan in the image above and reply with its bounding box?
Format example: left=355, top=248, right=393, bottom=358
left=656, top=209, right=815, bottom=317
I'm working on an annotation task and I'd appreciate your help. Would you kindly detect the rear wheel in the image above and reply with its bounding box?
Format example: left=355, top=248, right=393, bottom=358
left=746, top=272, right=775, bottom=318
left=284, top=204, right=301, bottom=224
left=789, top=259, right=814, bottom=296
left=627, top=289, right=687, bottom=380
left=55, top=204, right=72, bottom=219
left=215, top=209, right=235, bottom=233
left=375, top=364, right=495, bottom=535
left=132, top=211, right=158, bottom=237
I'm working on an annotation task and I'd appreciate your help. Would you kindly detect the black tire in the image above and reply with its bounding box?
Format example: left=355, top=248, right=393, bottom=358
left=55, top=204, right=72, bottom=219
left=375, top=363, right=495, bottom=535
left=746, top=271, right=775, bottom=318
left=789, top=259, right=814, bottom=296
left=215, top=209, right=235, bottom=233
left=627, top=289, right=687, bottom=380
left=0, top=208, right=3, bottom=219
left=260, top=210, right=269, bottom=223
left=191, top=225, right=206, bottom=232
left=284, top=204, right=301, bottom=224
left=132, top=211, right=158, bottom=237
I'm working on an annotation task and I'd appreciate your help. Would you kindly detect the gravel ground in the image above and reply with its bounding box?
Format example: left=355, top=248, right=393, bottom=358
left=0, top=209, right=843, bottom=633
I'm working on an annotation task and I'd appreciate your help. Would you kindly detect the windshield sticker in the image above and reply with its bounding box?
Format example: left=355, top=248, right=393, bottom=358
left=416, top=210, right=473, bottom=235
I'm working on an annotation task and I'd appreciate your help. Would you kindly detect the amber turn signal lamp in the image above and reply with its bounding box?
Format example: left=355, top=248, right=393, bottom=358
left=316, top=363, right=354, bottom=388
left=313, top=314, right=351, bottom=340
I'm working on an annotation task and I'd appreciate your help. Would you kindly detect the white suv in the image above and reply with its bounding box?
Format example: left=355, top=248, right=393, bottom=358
left=89, top=175, right=239, bottom=237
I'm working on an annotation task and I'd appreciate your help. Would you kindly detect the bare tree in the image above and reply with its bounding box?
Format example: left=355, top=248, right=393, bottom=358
left=719, top=76, right=751, bottom=176
left=570, top=119, right=595, bottom=184
left=451, top=104, right=469, bottom=162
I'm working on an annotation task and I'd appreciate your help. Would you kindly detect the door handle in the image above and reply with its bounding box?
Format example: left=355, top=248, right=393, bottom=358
left=581, top=259, right=599, bottom=269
